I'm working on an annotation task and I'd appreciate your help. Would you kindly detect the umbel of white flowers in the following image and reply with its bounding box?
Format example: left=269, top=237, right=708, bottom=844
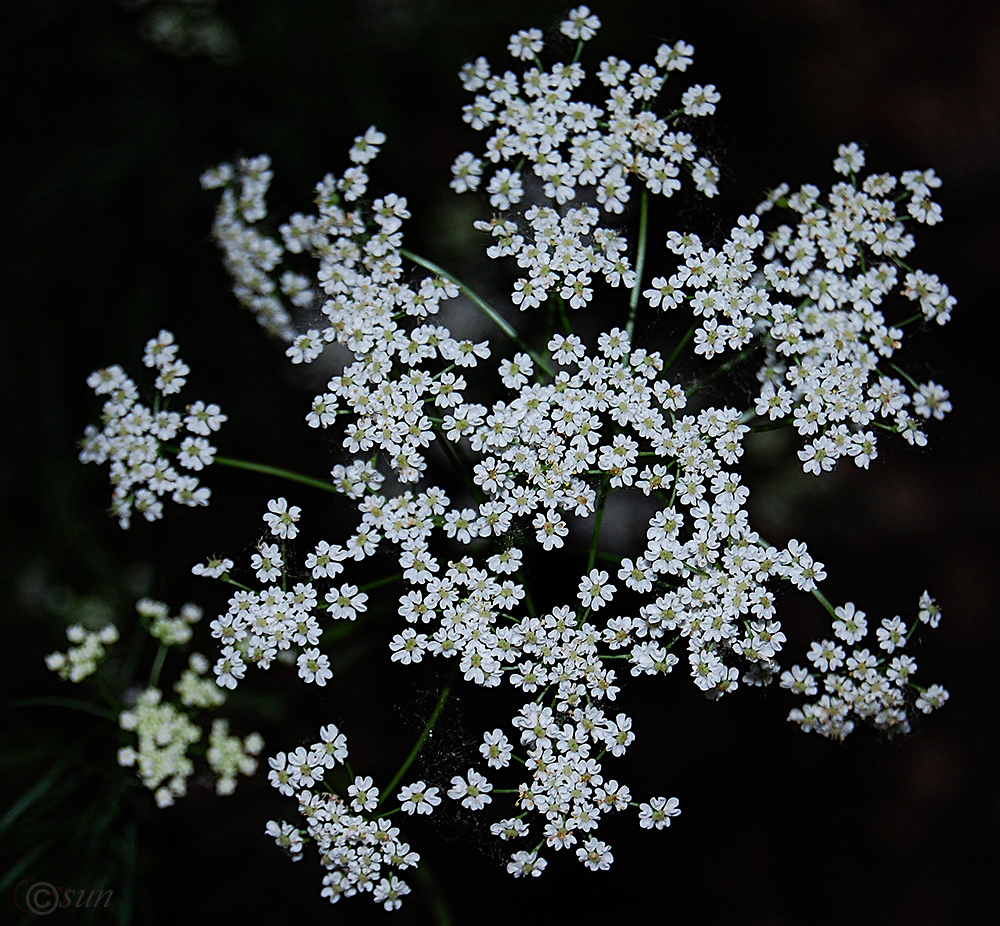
left=77, top=4, right=952, bottom=914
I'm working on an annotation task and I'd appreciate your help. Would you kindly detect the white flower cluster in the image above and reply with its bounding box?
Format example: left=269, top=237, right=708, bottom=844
left=638, top=144, right=954, bottom=470
left=483, top=206, right=639, bottom=312
left=207, top=718, right=262, bottom=796
left=450, top=14, right=721, bottom=315
left=118, top=687, right=202, bottom=808
left=202, top=140, right=524, bottom=489
left=453, top=718, right=681, bottom=879
left=136, top=596, right=204, bottom=646
left=202, top=496, right=377, bottom=691
left=115, top=3, right=954, bottom=908
left=200, top=125, right=397, bottom=345
left=200, top=154, right=297, bottom=339
left=265, top=724, right=421, bottom=911
left=45, top=622, right=119, bottom=682
left=117, top=638, right=262, bottom=807
left=782, top=592, right=949, bottom=740
left=452, top=13, right=715, bottom=211
left=79, top=330, right=227, bottom=528
left=174, top=652, right=227, bottom=709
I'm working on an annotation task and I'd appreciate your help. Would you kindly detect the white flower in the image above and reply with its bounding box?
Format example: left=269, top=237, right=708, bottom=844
left=876, top=616, right=907, bottom=653
left=348, top=774, right=379, bottom=811
left=507, top=850, right=547, bottom=877
left=448, top=769, right=493, bottom=810
left=578, top=568, right=616, bottom=611
left=487, top=168, right=523, bottom=211
left=451, top=151, right=483, bottom=193
left=324, top=584, right=368, bottom=621
left=577, top=837, right=613, bottom=871
left=681, top=83, right=720, bottom=117
left=508, top=28, right=543, bottom=60
left=833, top=141, right=866, bottom=175
left=296, top=648, right=332, bottom=686
left=560, top=6, right=601, bottom=41
left=479, top=729, right=513, bottom=768
left=638, top=796, right=681, bottom=829
left=832, top=602, right=868, bottom=644
left=263, top=497, right=301, bottom=540
left=314, top=723, right=349, bottom=766
left=397, top=780, right=442, bottom=815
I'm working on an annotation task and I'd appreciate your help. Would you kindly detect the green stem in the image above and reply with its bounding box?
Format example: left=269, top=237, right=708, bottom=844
left=220, top=574, right=255, bottom=593
left=557, top=294, right=573, bottom=335
left=663, top=323, right=695, bottom=372
left=689, top=344, right=760, bottom=396
left=758, top=534, right=838, bottom=621
left=751, top=417, right=794, bottom=434
left=359, top=572, right=404, bottom=593
left=213, top=454, right=339, bottom=495
left=517, top=571, right=537, bottom=619
left=148, top=644, right=168, bottom=688
left=378, top=666, right=457, bottom=807
left=94, top=674, right=124, bottom=711
left=400, top=248, right=554, bottom=376
left=9, top=697, right=119, bottom=723
left=810, top=587, right=838, bottom=620
left=414, top=857, right=453, bottom=926
left=434, top=425, right=485, bottom=503
left=587, top=478, right=610, bottom=574
left=626, top=189, right=649, bottom=343
left=889, top=362, right=920, bottom=391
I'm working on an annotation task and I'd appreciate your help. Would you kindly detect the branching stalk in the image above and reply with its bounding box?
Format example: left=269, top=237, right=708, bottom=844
left=378, top=666, right=457, bottom=808
left=400, top=248, right=554, bottom=376
left=213, top=454, right=339, bottom=495
left=626, top=189, right=649, bottom=343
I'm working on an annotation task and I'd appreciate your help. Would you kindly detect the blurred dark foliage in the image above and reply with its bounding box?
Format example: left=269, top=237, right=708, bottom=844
left=3, top=1, right=998, bottom=923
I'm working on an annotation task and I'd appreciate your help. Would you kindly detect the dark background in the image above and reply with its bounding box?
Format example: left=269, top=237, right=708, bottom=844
left=3, top=1, right=998, bottom=923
